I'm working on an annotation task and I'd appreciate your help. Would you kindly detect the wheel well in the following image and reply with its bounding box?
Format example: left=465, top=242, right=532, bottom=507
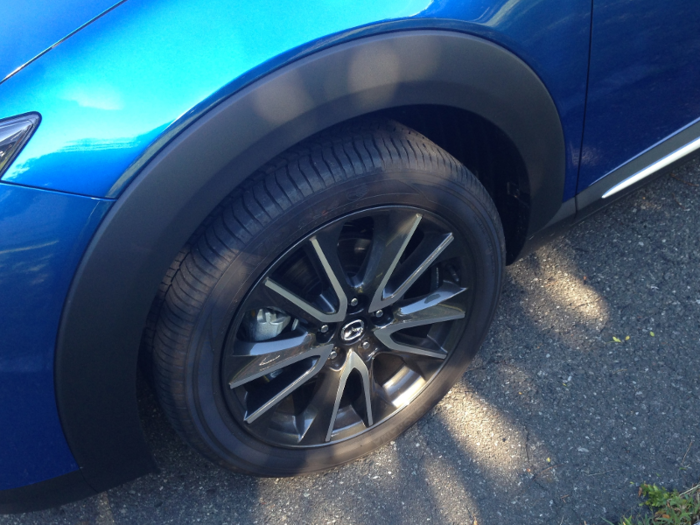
left=57, top=31, right=562, bottom=492
left=372, top=105, right=530, bottom=264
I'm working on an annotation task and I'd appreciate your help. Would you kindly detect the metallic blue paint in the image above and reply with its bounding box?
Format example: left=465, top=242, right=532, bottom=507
left=0, top=0, right=121, bottom=82
left=578, top=0, right=700, bottom=191
left=0, top=183, right=111, bottom=490
left=0, top=0, right=590, bottom=201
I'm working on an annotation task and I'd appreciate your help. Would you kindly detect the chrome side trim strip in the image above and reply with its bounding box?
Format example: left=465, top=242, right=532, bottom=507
left=603, top=135, right=700, bottom=198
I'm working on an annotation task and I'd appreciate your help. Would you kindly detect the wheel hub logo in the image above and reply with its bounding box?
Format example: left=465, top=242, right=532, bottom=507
left=341, top=319, right=365, bottom=342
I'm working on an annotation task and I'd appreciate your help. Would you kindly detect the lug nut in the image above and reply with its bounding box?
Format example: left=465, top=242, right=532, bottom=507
left=329, top=348, right=338, bottom=360
left=361, top=341, right=370, bottom=350
left=320, top=324, right=329, bottom=333
left=350, top=297, right=359, bottom=307
left=374, top=309, right=383, bottom=318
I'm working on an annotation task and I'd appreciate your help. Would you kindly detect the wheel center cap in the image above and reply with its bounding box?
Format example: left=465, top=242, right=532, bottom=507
left=340, top=319, right=365, bottom=343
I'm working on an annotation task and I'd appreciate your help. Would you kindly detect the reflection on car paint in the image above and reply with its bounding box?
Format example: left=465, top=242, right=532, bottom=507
left=0, top=0, right=589, bottom=200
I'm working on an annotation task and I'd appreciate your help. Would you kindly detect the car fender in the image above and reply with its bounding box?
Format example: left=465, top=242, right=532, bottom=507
left=56, top=29, right=564, bottom=497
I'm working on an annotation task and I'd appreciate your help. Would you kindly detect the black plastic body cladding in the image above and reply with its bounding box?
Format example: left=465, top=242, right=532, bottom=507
left=56, top=31, right=565, bottom=496
left=0, top=471, right=94, bottom=514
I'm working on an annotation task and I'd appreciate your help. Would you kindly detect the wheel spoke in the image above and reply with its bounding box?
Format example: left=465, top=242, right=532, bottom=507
left=381, top=232, right=454, bottom=305
left=308, top=235, right=348, bottom=319
left=395, top=281, right=466, bottom=317
left=311, top=223, right=357, bottom=299
left=263, top=279, right=341, bottom=324
left=262, top=233, right=348, bottom=324
left=229, top=333, right=322, bottom=386
left=373, top=282, right=466, bottom=358
left=364, top=212, right=423, bottom=311
left=241, top=351, right=330, bottom=423
left=324, top=349, right=373, bottom=442
left=297, top=368, right=342, bottom=444
left=228, top=334, right=333, bottom=423
left=298, top=349, right=375, bottom=444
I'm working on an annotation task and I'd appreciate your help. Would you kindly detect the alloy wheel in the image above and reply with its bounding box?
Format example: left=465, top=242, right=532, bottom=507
left=221, top=206, right=474, bottom=447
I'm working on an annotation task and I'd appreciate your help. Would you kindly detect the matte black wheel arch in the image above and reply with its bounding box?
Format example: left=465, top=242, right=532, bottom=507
left=56, top=29, right=565, bottom=494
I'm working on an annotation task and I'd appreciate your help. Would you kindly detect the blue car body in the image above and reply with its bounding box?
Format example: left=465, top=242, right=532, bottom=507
left=1, top=0, right=698, bottom=512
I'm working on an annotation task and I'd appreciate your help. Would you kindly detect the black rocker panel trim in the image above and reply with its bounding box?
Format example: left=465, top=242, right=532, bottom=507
left=0, top=471, right=94, bottom=514
left=518, top=197, right=577, bottom=260
left=56, top=30, right=565, bottom=497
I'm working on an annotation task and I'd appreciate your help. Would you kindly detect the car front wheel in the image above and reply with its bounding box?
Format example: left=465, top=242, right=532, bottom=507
left=151, top=119, right=505, bottom=475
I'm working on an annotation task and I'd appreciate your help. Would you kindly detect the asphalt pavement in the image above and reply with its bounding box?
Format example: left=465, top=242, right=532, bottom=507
left=3, top=159, right=699, bottom=525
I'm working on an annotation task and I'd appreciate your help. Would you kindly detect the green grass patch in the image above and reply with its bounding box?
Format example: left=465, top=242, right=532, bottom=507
left=606, top=482, right=700, bottom=525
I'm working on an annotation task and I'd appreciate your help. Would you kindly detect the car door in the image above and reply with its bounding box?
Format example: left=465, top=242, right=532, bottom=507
left=578, top=0, right=700, bottom=193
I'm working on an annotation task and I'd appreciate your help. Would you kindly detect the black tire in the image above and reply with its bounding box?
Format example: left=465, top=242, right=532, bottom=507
left=151, top=119, right=505, bottom=475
